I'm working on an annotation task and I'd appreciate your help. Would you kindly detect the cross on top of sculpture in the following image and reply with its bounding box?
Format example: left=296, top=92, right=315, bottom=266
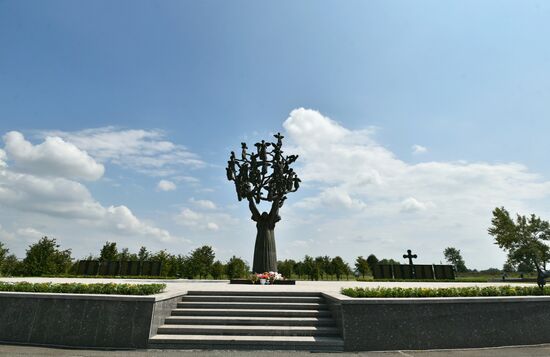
left=226, top=133, right=300, bottom=273
left=403, top=249, right=418, bottom=266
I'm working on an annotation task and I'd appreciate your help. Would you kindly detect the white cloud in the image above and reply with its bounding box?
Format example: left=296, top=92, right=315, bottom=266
left=0, top=169, right=104, bottom=219
left=207, top=222, right=219, bottom=231
left=190, top=198, right=217, bottom=210
left=0, top=140, right=175, bottom=246
left=174, top=176, right=200, bottom=184
left=176, top=207, right=237, bottom=231
left=400, top=197, right=428, bottom=213
left=0, top=149, right=6, bottom=167
left=0, top=170, right=173, bottom=242
left=412, top=144, right=428, bottom=154
left=3, top=131, right=104, bottom=180
left=158, top=179, right=176, bottom=191
left=44, top=127, right=204, bottom=176
left=16, top=227, right=45, bottom=240
left=105, top=205, right=172, bottom=242
left=289, top=240, right=310, bottom=248
left=280, top=108, right=550, bottom=268
left=178, top=208, right=203, bottom=226
left=283, top=108, right=550, bottom=209
left=296, top=186, right=366, bottom=211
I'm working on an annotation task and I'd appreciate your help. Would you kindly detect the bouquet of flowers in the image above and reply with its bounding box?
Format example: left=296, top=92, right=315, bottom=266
left=251, top=272, right=284, bottom=285
left=267, top=271, right=284, bottom=283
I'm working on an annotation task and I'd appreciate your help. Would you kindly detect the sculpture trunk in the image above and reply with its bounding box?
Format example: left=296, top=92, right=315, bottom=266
left=253, top=226, right=277, bottom=273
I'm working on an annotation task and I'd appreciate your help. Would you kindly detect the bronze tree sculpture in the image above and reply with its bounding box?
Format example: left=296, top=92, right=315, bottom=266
left=226, top=133, right=300, bottom=273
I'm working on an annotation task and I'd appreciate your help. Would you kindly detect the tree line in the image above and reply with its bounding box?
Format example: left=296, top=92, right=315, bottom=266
left=278, top=255, right=404, bottom=280
left=12, top=226, right=537, bottom=279
left=1, top=237, right=404, bottom=279
left=0, top=238, right=250, bottom=279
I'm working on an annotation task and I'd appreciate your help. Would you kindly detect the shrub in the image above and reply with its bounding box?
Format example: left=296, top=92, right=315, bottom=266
left=341, top=285, right=550, bottom=298
left=0, top=282, right=166, bottom=295
left=23, top=237, right=72, bottom=276
left=226, top=256, right=249, bottom=279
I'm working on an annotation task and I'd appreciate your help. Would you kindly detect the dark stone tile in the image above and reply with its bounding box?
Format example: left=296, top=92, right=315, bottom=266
left=341, top=300, right=550, bottom=351
left=0, top=294, right=157, bottom=349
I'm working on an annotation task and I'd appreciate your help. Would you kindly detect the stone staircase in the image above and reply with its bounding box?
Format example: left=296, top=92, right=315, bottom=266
left=148, top=290, right=343, bottom=351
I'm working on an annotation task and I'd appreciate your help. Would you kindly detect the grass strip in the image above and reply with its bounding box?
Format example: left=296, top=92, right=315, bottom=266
left=0, top=281, right=166, bottom=295
left=342, top=285, right=550, bottom=298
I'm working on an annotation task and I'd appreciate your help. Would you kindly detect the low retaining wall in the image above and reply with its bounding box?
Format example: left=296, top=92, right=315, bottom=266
left=0, top=291, right=183, bottom=349
left=4, top=289, right=550, bottom=351
left=323, top=292, right=550, bottom=351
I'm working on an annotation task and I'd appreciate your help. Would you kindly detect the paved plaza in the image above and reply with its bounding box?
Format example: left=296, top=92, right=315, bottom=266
left=0, top=278, right=540, bottom=354
left=0, top=277, right=527, bottom=298
left=2, top=344, right=550, bottom=357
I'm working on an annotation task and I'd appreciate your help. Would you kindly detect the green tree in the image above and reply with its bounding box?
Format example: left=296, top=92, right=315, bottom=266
left=378, top=258, right=400, bottom=265
left=225, top=256, right=249, bottom=279
left=167, top=254, right=187, bottom=277
left=345, top=262, right=353, bottom=279
left=23, top=237, right=72, bottom=276
left=502, top=261, right=516, bottom=273
left=315, top=256, right=329, bottom=280
left=318, top=256, right=332, bottom=279
left=331, top=256, right=347, bottom=280
left=517, top=261, right=536, bottom=273
left=294, top=261, right=304, bottom=279
left=211, top=260, right=225, bottom=279
left=138, top=246, right=150, bottom=261
left=189, top=245, right=215, bottom=278
left=99, top=242, right=118, bottom=261
left=443, top=247, right=468, bottom=273
left=366, top=254, right=379, bottom=272
left=151, top=249, right=174, bottom=276
left=302, top=255, right=319, bottom=280
left=355, top=256, right=371, bottom=278
left=1, top=254, right=23, bottom=276
left=277, top=259, right=295, bottom=279
left=0, top=242, right=8, bottom=275
left=488, top=207, right=550, bottom=270
left=117, top=247, right=134, bottom=262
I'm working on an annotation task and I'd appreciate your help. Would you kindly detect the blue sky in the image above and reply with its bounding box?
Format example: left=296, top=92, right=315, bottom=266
left=1, top=1, right=550, bottom=269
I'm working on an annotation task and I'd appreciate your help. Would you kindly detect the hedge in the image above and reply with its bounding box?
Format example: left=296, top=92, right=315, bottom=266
left=0, top=282, right=166, bottom=295
left=41, top=275, right=178, bottom=280
left=356, top=278, right=493, bottom=283
left=341, top=285, right=550, bottom=298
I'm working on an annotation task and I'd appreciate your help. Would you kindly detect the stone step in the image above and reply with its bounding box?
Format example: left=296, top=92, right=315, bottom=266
left=148, top=334, right=344, bottom=351
left=186, top=290, right=322, bottom=297
left=181, top=295, right=322, bottom=303
left=164, top=315, right=335, bottom=326
left=171, top=308, right=331, bottom=318
left=156, top=324, right=339, bottom=336
left=177, top=301, right=326, bottom=310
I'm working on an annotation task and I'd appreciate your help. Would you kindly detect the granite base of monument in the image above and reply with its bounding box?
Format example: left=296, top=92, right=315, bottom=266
left=230, top=279, right=296, bottom=285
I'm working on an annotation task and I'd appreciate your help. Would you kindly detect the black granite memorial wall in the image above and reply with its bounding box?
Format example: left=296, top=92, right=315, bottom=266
left=433, top=264, right=455, bottom=280
left=415, top=264, right=435, bottom=279
left=76, top=260, right=163, bottom=277
left=373, top=264, right=454, bottom=280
